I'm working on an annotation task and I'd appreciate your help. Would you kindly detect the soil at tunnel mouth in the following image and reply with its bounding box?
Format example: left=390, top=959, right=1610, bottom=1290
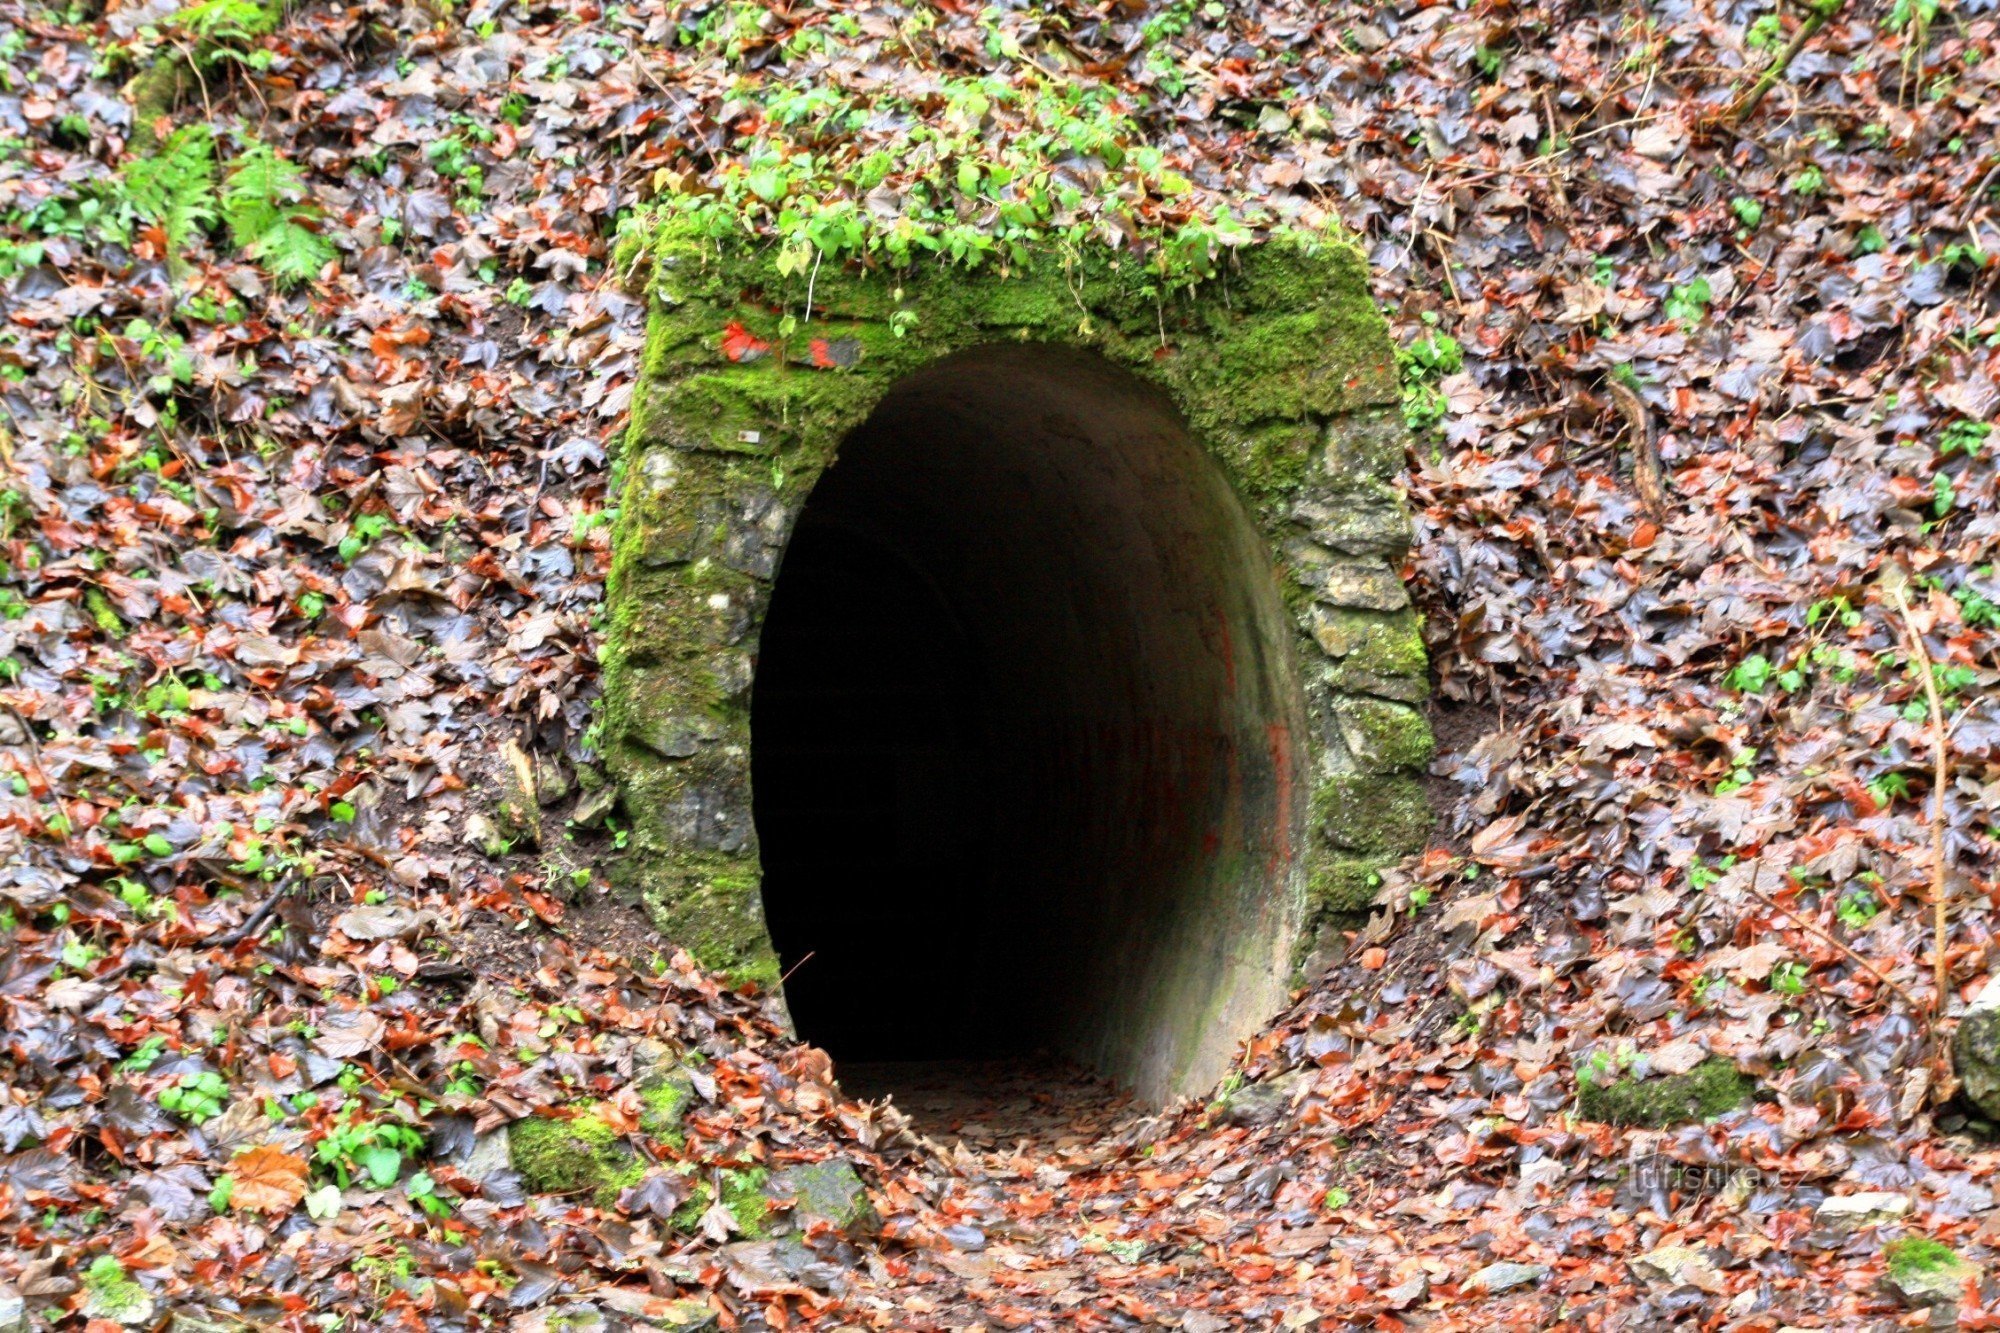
left=749, top=346, right=1307, bottom=1107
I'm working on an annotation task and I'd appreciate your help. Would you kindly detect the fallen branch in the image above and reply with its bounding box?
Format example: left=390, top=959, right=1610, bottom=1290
left=1725, top=0, right=1846, bottom=124
left=1606, top=379, right=1669, bottom=521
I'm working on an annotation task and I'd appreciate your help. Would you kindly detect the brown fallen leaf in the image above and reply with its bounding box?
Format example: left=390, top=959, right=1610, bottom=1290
left=228, top=1145, right=309, bottom=1216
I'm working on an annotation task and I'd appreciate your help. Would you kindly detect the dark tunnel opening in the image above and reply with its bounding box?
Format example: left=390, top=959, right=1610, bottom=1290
left=749, top=346, right=1308, bottom=1106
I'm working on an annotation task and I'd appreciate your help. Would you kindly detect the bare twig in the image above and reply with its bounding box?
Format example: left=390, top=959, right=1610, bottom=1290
left=1725, top=0, right=1846, bottom=123
left=1740, top=862, right=1921, bottom=1014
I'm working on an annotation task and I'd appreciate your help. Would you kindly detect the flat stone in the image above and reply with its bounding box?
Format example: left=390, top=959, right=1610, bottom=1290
left=570, top=783, right=619, bottom=829
left=1293, top=492, right=1411, bottom=560
left=594, top=1288, right=721, bottom=1329
left=1883, top=1239, right=1983, bottom=1308
left=765, top=1158, right=879, bottom=1238
left=81, top=1277, right=154, bottom=1326
left=1379, top=1272, right=1428, bottom=1308
left=1306, top=562, right=1410, bottom=612
left=721, top=1238, right=846, bottom=1296
left=1216, top=1068, right=1309, bottom=1128
left=1465, top=1261, right=1548, bottom=1295
left=1629, top=1244, right=1724, bottom=1293
left=1329, top=697, right=1435, bottom=774
left=457, top=1130, right=513, bottom=1183
left=332, top=903, right=423, bottom=942
left=169, top=1315, right=260, bottom=1333
left=1954, top=973, right=2000, bottom=1120
left=1815, top=1192, right=1912, bottom=1231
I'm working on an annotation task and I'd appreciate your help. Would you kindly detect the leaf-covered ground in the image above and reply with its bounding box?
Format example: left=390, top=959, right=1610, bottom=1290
left=5, top=0, right=2000, bottom=1327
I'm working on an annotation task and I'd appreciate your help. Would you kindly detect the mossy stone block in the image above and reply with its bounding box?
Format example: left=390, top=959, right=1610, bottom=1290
left=1578, top=1058, right=1756, bottom=1128
left=507, top=1110, right=646, bottom=1204
left=1316, top=771, right=1431, bottom=858
left=1883, top=1237, right=1980, bottom=1307
left=1330, top=697, right=1435, bottom=774
left=1953, top=980, right=2000, bottom=1120
left=765, top=1158, right=880, bottom=1238
left=1305, top=853, right=1387, bottom=914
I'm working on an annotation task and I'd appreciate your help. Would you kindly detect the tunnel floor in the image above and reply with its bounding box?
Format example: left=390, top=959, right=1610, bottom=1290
left=748, top=346, right=1307, bottom=1106
left=836, top=1058, right=1140, bottom=1149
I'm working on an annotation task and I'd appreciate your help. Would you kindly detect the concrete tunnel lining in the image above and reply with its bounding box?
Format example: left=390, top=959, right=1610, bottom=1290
left=750, top=347, right=1308, bottom=1094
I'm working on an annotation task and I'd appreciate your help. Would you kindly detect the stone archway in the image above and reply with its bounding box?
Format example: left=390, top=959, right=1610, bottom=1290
left=602, top=227, right=1433, bottom=1102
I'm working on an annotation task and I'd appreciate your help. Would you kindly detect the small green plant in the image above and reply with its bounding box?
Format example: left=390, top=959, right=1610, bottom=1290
left=1687, top=854, right=1737, bottom=890
left=1868, top=771, right=1913, bottom=805
left=1746, top=12, right=1785, bottom=48
left=1806, top=595, right=1863, bottom=629
left=1835, top=888, right=1880, bottom=930
left=121, top=126, right=218, bottom=265
left=172, top=0, right=279, bottom=41
left=159, top=1070, right=230, bottom=1124
left=1940, top=420, right=1991, bottom=457
left=1730, top=196, right=1764, bottom=230
left=1664, top=275, right=1713, bottom=325
left=1769, top=960, right=1809, bottom=995
left=1724, top=652, right=1775, bottom=693
left=222, top=142, right=336, bottom=286
left=1955, top=578, right=2000, bottom=628
left=1398, top=321, right=1463, bottom=432
left=314, top=1108, right=427, bottom=1189
left=1790, top=165, right=1826, bottom=195
left=338, top=513, right=392, bottom=563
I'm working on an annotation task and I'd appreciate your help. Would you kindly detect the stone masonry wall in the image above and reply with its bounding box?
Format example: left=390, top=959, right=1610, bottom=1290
left=602, top=220, right=1433, bottom=1000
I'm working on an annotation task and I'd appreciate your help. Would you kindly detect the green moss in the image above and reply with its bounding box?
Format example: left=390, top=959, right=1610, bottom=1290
left=86, top=588, right=123, bottom=634
left=82, top=1256, right=152, bottom=1321
left=604, top=220, right=1417, bottom=985
left=1578, top=1058, right=1756, bottom=1128
left=1311, top=607, right=1428, bottom=679
left=1329, top=697, right=1435, bottom=774
left=508, top=1109, right=646, bottom=1204
left=639, top=1069, right=694, bottom=1144
left=1315, top=772, right=1431, bottom=858
left=1886, top=1237, right=1964, bottom=1280
left=1305, top=853, right=1386, bottom=914
left=671, top=1166, right=770, bottom=1237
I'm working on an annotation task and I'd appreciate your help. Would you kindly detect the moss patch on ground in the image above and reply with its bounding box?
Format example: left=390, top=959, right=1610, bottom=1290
left=1886, top=1237, right=1964, bottom=1280
left=672, top=1165, right=771, bottom=1237
left=639, top=1068, right=695, bottom=1145
left=1578, top=1057, right=1756, bottom=1128
left=81, top=1255, right=154, bottom=1324
left=508, top=1109, right=646, bottom=1204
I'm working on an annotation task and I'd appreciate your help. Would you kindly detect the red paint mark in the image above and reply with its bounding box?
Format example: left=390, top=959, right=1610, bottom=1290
left=721, top=321, right=768, bottom=363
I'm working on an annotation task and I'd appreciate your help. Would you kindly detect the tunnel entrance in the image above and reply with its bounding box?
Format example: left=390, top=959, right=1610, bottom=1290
left=750, top=348, right=1308, bottom=1100
left=602, top=232, right=1434, bottom=1110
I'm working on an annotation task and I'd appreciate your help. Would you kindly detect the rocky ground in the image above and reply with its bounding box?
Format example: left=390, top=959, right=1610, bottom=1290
left=6, top=0, right=2000, bottom=1327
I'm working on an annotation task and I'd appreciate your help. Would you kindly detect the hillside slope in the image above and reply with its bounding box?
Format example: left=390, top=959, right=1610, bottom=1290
left=4, top=0, right=2000, bottom=1327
